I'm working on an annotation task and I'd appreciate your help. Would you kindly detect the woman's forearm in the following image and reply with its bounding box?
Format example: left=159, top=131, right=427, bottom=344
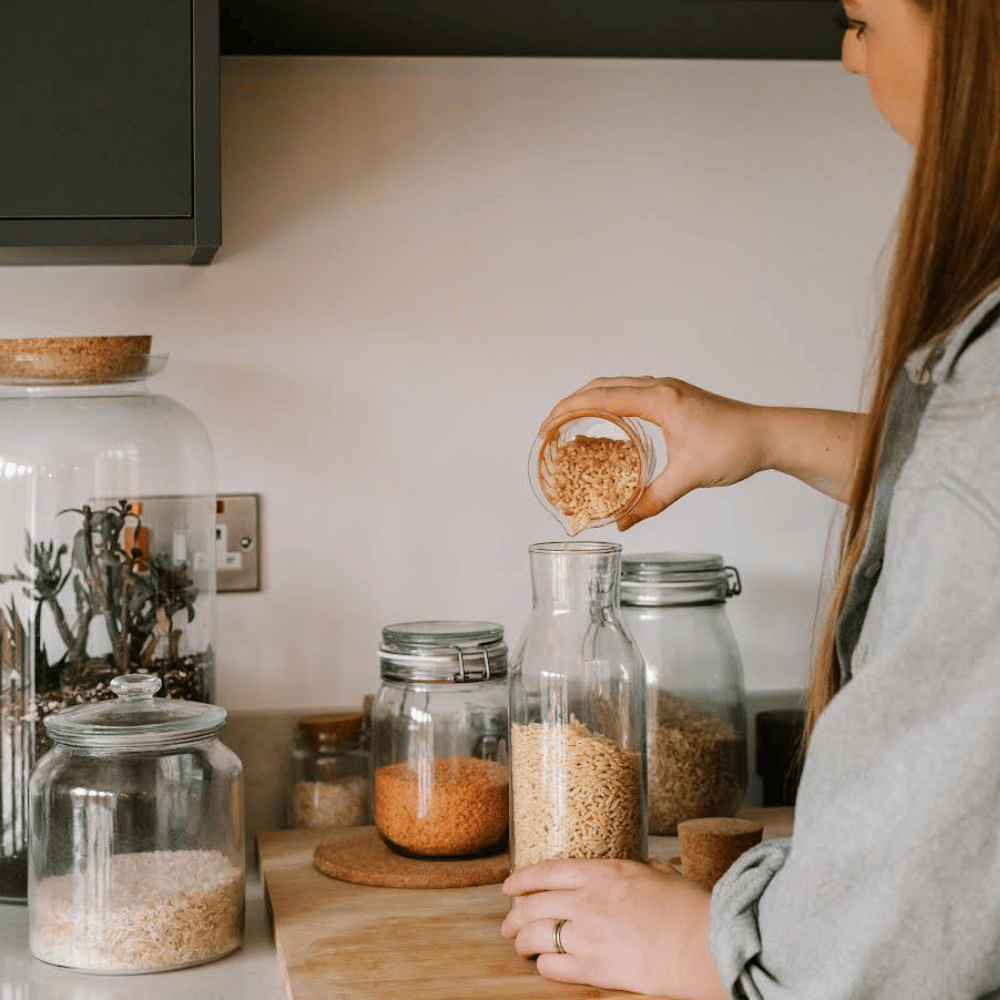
left=755, top=407, right=868, bottom=503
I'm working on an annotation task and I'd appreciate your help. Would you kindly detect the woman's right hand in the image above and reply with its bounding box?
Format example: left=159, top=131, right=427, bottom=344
left=542, top=376, right=865, bottom=529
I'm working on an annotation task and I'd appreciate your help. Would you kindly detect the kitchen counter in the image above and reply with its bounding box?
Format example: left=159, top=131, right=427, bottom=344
left=259, top=808, right=794, bottom=1000
left=0, top=874, right=285, bottom=1000
left=0, top=808, right=793, bottom=999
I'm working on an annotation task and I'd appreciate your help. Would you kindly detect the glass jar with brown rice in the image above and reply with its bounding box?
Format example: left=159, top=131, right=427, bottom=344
left=620, top=552, right=749, bottom=835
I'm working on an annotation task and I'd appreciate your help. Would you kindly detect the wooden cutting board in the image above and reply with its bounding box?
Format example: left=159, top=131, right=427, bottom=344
left=258, top=807, right=793, bottom=1000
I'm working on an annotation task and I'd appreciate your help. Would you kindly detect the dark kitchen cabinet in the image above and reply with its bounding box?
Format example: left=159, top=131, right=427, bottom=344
left=221, top=0, right=842, bottom=60
left=0, top=0, right=220, bottom=265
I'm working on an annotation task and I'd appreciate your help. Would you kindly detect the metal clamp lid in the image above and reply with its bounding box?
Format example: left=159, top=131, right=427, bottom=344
left=620, top=552, right=742, bottom=606
left=378, top=620, right=508, bottom=683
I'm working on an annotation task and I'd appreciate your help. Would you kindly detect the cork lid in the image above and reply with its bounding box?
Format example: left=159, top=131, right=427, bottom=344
left=0, top=335, right=164, bottom=384
left=297, top=712, right=364, bottom=747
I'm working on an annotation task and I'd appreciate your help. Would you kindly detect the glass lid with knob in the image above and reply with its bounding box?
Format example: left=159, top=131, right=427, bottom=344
left=43, top=673, right=227, bottom=750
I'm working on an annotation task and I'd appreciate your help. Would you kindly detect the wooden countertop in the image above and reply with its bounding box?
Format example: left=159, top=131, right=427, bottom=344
left=258, top=807, right=793, bottom=1000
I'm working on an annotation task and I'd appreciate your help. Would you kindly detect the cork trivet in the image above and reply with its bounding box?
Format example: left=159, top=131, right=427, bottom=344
left=0, top=335, right=152, bottom=380
left=678, top=816, right=764, bottom=889
left=313, top=826, right=511, bottom=889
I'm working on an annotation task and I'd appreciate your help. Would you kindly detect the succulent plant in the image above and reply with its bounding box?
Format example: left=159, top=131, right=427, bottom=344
left=0, top=499, right=199, bottom=688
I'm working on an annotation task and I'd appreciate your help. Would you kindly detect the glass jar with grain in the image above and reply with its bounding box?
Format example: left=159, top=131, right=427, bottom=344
left=620, top=552, right=748, bottom=835
left=27, top=673, right=244, bottom=973
left=508, top=542, right=648, bottom=871
left=289, top=711, right=371, bottom=829
left=372, top=621, right=509, bottom=859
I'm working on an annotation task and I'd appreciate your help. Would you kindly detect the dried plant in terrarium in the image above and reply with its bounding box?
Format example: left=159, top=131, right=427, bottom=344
left=1, top=499, right=213, bottom=739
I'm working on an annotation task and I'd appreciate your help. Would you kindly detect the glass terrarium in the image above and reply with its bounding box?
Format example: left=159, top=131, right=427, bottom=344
left=0, top=335, right=217, bottom=903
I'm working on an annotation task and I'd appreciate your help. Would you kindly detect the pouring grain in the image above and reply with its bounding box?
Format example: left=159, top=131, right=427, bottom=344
left=541, top=434, right=642, bottom=534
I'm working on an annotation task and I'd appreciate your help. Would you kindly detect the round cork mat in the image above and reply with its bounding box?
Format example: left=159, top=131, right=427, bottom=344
left=0, top=335, right=153, bottom=381
left=313, top=826, right=511, bottom=889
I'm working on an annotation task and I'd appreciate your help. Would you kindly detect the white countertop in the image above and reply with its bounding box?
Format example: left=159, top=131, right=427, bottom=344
left=0, top=875, right=286, bottom=1000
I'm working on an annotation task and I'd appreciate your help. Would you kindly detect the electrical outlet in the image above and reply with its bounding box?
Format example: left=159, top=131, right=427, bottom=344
left=215, top=494, right=261, bottom=593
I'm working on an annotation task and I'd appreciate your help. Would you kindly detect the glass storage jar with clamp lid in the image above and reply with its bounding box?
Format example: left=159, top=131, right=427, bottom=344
left=620, top=552, right=748, bottom=835
left=27, top=673, right=244, bottom=974
left=372, top=621, right=509, bottom=860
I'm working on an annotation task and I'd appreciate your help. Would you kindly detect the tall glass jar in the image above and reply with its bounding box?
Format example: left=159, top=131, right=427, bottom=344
left=620, top=552, right=748, bottom=835
left=28, top=673, right=244, bottom=973
left=0, top=336, right=216, bottom=903
left=289, top=711, right=371, bottom=829
left=508, top=542, right=647, bottom=870
left=372, top=621, right=510, bottom=860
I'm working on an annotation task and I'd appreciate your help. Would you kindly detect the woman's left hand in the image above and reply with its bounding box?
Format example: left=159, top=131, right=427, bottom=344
left=500, top=857, right=727, bottom=1000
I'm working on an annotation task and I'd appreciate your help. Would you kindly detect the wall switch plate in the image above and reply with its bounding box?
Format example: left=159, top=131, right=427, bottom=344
left=216, top=494, right=261, bottom=592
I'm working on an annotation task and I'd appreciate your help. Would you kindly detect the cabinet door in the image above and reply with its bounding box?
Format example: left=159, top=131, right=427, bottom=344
left=0, top=0, right=193, bottom=220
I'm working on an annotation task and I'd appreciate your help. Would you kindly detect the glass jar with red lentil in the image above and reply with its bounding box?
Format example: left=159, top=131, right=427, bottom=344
left=371, top=621, right=509, bottom=860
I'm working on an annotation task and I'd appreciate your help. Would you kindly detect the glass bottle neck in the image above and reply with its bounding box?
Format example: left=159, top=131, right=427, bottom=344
left=528, top=542, right=622, bottom=614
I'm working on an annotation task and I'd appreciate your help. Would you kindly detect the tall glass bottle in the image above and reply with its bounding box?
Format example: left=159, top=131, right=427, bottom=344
left=508, top=542, right=647, bottom=870
left=0, top=336, right=216, bottom=904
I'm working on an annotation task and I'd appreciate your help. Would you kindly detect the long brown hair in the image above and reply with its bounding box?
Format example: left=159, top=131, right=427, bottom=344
left=805, top=0, right=1000, bottom=743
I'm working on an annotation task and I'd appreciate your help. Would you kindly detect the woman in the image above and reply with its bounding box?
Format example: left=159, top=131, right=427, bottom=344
left=501, top=1, right=1000, bottom=997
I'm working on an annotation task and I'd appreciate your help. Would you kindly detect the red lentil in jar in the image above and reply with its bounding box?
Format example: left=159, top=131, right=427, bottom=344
left=372, top=621, right=510, bottom=860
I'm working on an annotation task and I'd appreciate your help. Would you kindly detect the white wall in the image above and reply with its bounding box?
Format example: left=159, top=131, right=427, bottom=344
left=0, top=57, right=911, bottom=723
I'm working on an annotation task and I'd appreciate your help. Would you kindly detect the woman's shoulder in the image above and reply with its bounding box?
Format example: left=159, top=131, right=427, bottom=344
left=928, top=285, right=1000, bottom=395
left=898, top=288, right=1000, bottom=501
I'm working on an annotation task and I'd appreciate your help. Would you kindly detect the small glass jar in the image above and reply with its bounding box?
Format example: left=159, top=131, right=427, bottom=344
left=372, top=621, right=509, bottom=860
left=620, top=552, right=748, bottom=835
left=529, top=410, right=659, bottom=535
left=508, top=542, right=648, bottom=870
left=289, top=712, right=371, bottom=829
left=28, top=674, right=244, bottom=974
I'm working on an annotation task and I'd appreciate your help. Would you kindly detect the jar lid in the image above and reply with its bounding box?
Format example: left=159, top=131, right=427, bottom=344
left=378, top=620, right=508, bottom=683
left=297, top=711, right=364, bottom=747
left=43, top=673, right=227, bottom=751
left=0, top=335, right=166, bottom=385
left=620, top=552, right=742, bottom=606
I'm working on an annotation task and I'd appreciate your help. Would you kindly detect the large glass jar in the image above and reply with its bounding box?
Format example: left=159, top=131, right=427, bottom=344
left=289, top=711, right=371, bottom=829
left=508, top=542, right=647, bottom=870
left=372, top=621, right=509, bottom=860
left=0, top=336, right=216, bottom=903
left=620, top=552, right=748, bottom=835
left=28, top=673, right=244, bottom=973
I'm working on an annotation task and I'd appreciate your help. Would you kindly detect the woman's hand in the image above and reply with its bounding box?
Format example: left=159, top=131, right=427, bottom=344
left=542, top=376, right=865, bottom=528
left=500, top=857, right=727, bottom=1000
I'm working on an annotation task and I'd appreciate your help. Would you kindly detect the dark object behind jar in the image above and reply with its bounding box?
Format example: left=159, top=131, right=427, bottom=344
left=755, top=708, right=805, bottom=807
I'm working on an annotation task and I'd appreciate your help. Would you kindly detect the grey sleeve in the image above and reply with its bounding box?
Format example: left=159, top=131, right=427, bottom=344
left=705, top=324, right=1000, bottom=1000
left=709, top=837, right=791, bottom=998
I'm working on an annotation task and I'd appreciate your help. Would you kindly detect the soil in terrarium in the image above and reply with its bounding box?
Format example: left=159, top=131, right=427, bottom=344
left=0, top=500, right=214, bottom=901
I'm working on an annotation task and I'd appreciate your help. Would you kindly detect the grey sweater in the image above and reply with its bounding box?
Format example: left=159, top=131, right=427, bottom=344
left=709, top=286, right=1000, bottom=1000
